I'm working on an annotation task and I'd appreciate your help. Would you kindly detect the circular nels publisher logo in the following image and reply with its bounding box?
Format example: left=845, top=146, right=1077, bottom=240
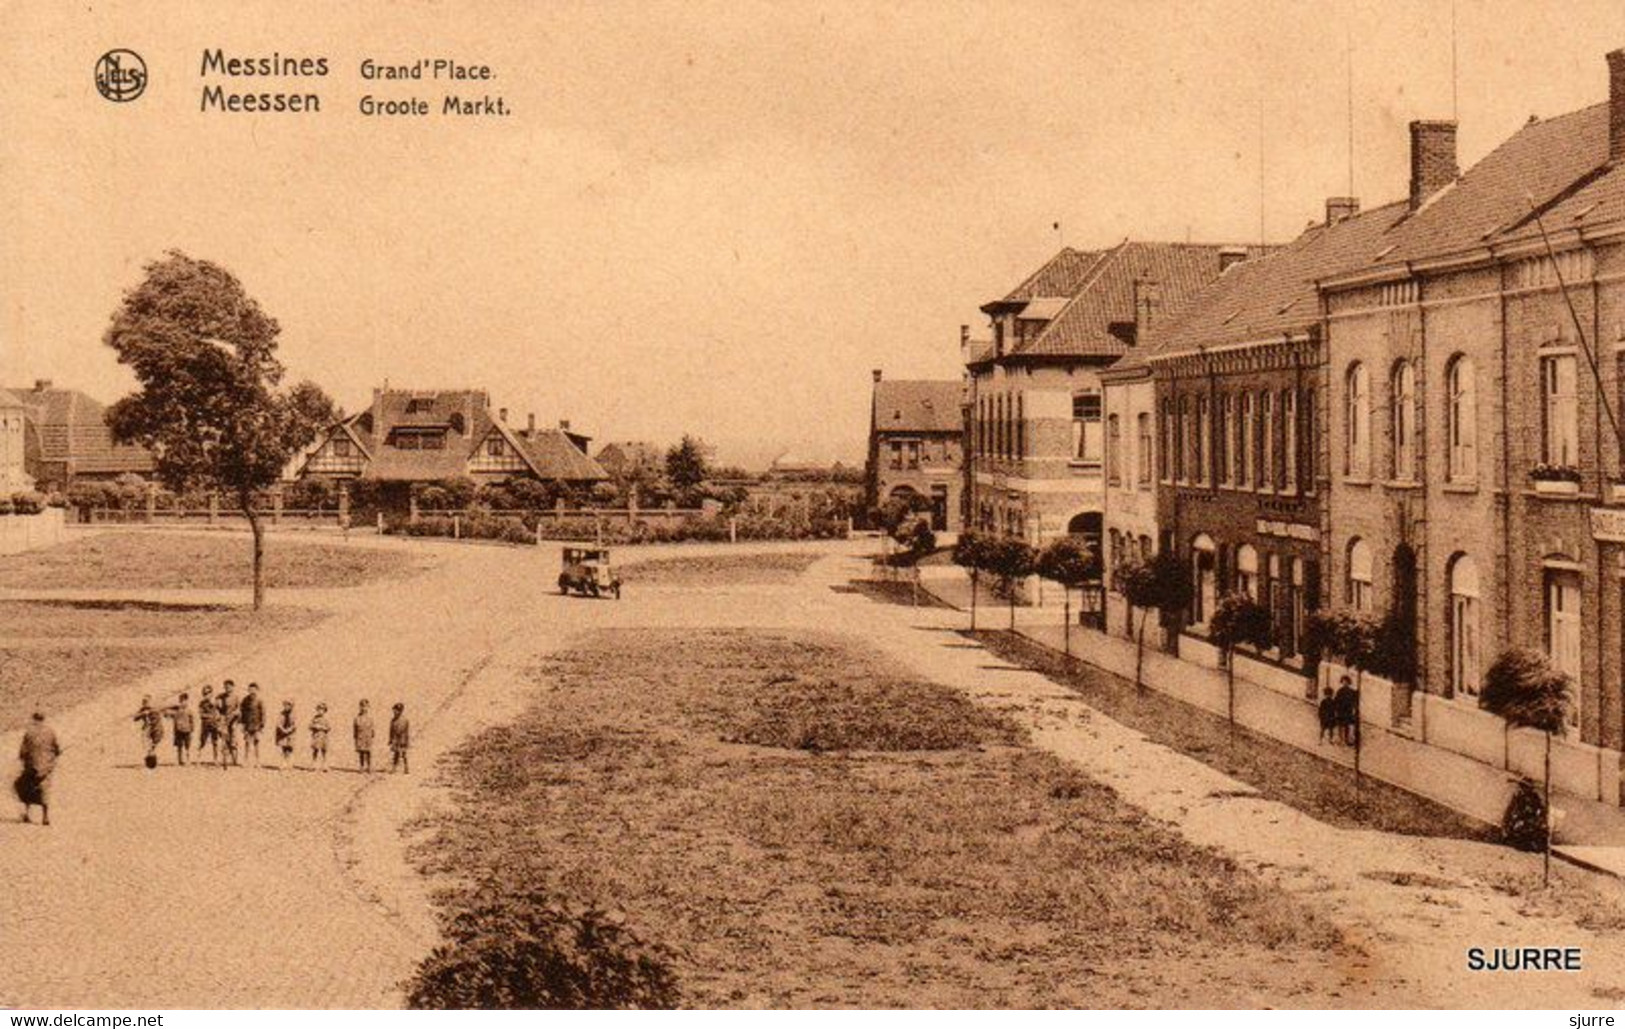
left=95, top=49, right=147, bottom=103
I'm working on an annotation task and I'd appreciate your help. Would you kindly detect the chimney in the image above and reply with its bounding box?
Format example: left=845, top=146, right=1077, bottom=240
left=1217, top=246, right=1248, bottom=272
left=1325, top=196, right=1360, bottom=225
left=33, top=379, right=51, bottom=392
left=559, top=419, right=571, bottom=432
left=872, top=368, right=883, bottom=383
left=498, top=407, right=508, bottom=423
left=1610, top=49, right=1625, bottom=163
left=1133, top=280, right=1161, bottom=344
left=1408, top=120, right=1458, bottom=210
left=527, top=412, right=536, bottom=434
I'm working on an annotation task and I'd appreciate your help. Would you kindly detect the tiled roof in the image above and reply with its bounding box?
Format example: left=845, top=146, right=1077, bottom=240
left=994, top=248, right=1108, bottom=305
left=0, top=389, right=24, bottom=409
left=6, top=384, right=155, bottom=475
left=517, top=429, right=609, bottom=481
left=1149, top=202, right=1410, bottom=358
left=1012, top=242, right=1269, bottom=359
left=1340, top=103, right=1617, bottom=273
left=362, top=446, right=471, bottom=482
left=872, top=380, right=961, bottom=434
left=595, top=441, right=664, bottom=474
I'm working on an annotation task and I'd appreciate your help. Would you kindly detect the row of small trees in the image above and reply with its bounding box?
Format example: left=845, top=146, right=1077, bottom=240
left=949, top=533, right=1100, bottom=653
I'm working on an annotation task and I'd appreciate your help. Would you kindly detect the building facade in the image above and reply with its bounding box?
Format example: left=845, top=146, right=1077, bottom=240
left=5, top=380, right=154, bottom=490
left=1099, top=353, right=1157, bottom=632
left=0, top=388, right=32, bottom=495
left=965, top=242, right=1257, bottom=552
left=865, top=371, right=963, bottom=531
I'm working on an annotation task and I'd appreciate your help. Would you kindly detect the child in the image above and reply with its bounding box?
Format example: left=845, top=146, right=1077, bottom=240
left=1317, top=685, right=1336, bottom=744
left=132, top=695, right=163, bottom=767
left=309, top=703, right=331, bottom=771
left=166, top=691, right=195, bottom=766
left=388, top=703, right=410, bottom=775
left=274, top=700, right=297, bottom=769
left=239, top=682, right=266, bottom=767
left=217, top=681, right=239, bottom=768
left=353, top=699, right=375, bottom=773
left=197, top=684, right=221, bottom=765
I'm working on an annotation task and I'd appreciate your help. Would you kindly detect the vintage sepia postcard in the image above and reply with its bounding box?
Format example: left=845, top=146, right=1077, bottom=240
left=7, top=0, right=1625, bottom=1015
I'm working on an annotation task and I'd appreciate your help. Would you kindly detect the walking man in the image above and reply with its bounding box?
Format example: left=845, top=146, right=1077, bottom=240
left=388, top=702, right=410, bottom=775
left=16, top=711, right=61, bottom=826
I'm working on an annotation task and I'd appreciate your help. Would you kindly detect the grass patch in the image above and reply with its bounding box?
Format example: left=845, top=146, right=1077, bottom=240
left=409, top=628, right=1350, bottom=1008
left=0, top=599, right=325, bottom=638
left=620, top=552, right=822, bottom=587
left=974, top=631, right=1498, bottom=843
left=0, top=644, right=199, bottom=731
left=0, top=532, right=414, bottom=590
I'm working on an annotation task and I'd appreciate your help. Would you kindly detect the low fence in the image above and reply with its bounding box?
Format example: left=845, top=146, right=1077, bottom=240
left=0, top=507, right=66, bottom=555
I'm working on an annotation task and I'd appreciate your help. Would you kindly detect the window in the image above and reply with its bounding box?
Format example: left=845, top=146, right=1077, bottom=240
left=1196, top=396, right=1210, bottom=484
left=1449, top=555, right=1482, bottom=696
left=1447, top=356, right=1477, bottom=481
left=1286, top=556, right=1306, bottom=658
left=1016, top=394, right=1026, bottom=458
left=1175, top=397, right=1189, bottom=482
left=1073, top=392, right=1102, bottom=464
left=1240, top=392, right=1255, bottom=487
left=1305, top=387, right=1318, bottom=489
left=1136, top=412, right=1153, bottom=486
left=1345, top=362, right=1371, bottom=478
left=1541, top=353, right=1579, bottom=468
left=1159, top=398, right=1173, bottom=481
left=1236, top=544, right=1259, bottom=600
left=1106, top=414, right=1122, bottom=485
left=888, top=441, right=903, bottom=470
left=1282, top=389, right=1298, bottom=492
left=1347, top=538, right=1373, bottom=611
left=1220, top=394, right=1235, bottom=485
left=406, top=398, right=434, bottom=414
left=1545, top=567, right=1583, bottom=727
left=1192, top=534, right=1217, bottom=626
left=486, top=437, right=506, bottom=457
left=1260, top=391, right=1275, bottom=490
left=332, top=437, right=353, bottom=458
left=1391, top=362, right=1416, bottom=480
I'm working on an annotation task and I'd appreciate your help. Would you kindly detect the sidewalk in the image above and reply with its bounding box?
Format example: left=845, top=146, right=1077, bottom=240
left=917, top=568, right=1625, bottom=867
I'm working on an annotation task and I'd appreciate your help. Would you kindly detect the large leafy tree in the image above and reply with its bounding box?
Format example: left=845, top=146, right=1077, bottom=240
left=104, top=250, right=334, bottom=609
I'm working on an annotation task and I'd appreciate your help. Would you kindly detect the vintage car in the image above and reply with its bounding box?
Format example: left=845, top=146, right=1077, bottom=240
left=558, top=546, right=621, bottom=599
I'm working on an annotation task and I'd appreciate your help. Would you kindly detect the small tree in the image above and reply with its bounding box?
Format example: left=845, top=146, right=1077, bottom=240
left=952, top=531, right=991, bottom=630
left=986, top=538, right=1037, bottom=630
left=1037, top=538, right=1099, bottom=657
left=1305, top=609, right=1382, bottom=778
left=1207, top=592, right=1274, bottom=726
left=104, top=250, right=334, bottom=609
left=1480, top=647, right=1574, bottom=885
left=666, top=435, right=710, bottom=498
left=1116, top=551, right=1192, bottom=691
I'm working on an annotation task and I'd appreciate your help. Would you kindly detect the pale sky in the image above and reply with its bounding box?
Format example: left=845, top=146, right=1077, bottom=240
left=3, top=0, right=1623, bottom=466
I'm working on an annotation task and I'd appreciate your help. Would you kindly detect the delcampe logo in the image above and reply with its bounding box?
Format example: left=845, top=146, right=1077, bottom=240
left=95, top=49, right=147, bottom=102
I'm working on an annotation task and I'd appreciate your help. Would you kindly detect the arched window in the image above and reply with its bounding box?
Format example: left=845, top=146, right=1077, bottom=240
left=1392, top=361, right=1416, bottom=480
left=1191, top=533, right=1217, bottom=626
left=1345, top=362, right=1371, bottom=478
left=1347, top=537, right=1373, bottom=611
left=1448, top=554, right=1482, bottom=696
left=1447, top=356, right=1477, bottom=482
left=1236, top=544, right=1259, bottom=600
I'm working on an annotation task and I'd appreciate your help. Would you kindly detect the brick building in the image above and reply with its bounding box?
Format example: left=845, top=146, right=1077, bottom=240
left=864, top=371, right=963, bottom=531
left=1099, top=351, right=1157, bottom=631
left=1145, top=197, right=1408, bottom=675
left=5, top=380, right=155, bottom=491
left=965, top=241, right=1257, bottom=551
left=1318, top=52, right=1625, bottom=777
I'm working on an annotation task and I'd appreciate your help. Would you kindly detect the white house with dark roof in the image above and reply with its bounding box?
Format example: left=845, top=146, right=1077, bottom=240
left=865, top=370, right=963, bottom=531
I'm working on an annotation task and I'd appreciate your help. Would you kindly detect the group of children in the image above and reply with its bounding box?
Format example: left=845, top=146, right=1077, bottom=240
left=132, top=681, right=411, bottom=774
left=1317, top=675, right=1362, bottom=747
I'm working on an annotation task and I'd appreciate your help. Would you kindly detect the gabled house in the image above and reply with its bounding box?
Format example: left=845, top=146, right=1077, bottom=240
left=865, top=370, right=963, bottom=531
left=965, top=241, right=1263, bottom=551
left=297, top=387, right=607, bottom=493
left=5, top=380, right=154, bottom=490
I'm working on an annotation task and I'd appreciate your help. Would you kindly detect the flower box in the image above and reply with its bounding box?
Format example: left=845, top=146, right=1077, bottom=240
left=1534, top=479, right=1580, bottom=495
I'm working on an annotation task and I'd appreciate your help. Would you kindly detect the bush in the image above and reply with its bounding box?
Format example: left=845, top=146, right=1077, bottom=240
left=10, top=491, right=45, bottom=515
left=406, top=883, right=678, bottom=1009
left=1501, top=778, right=1548, bottom=852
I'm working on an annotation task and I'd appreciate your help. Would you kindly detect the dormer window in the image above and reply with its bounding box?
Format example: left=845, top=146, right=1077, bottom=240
left=407, top=398, right=435, bottom=414
left=389, top=428, right=447, bottom=451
